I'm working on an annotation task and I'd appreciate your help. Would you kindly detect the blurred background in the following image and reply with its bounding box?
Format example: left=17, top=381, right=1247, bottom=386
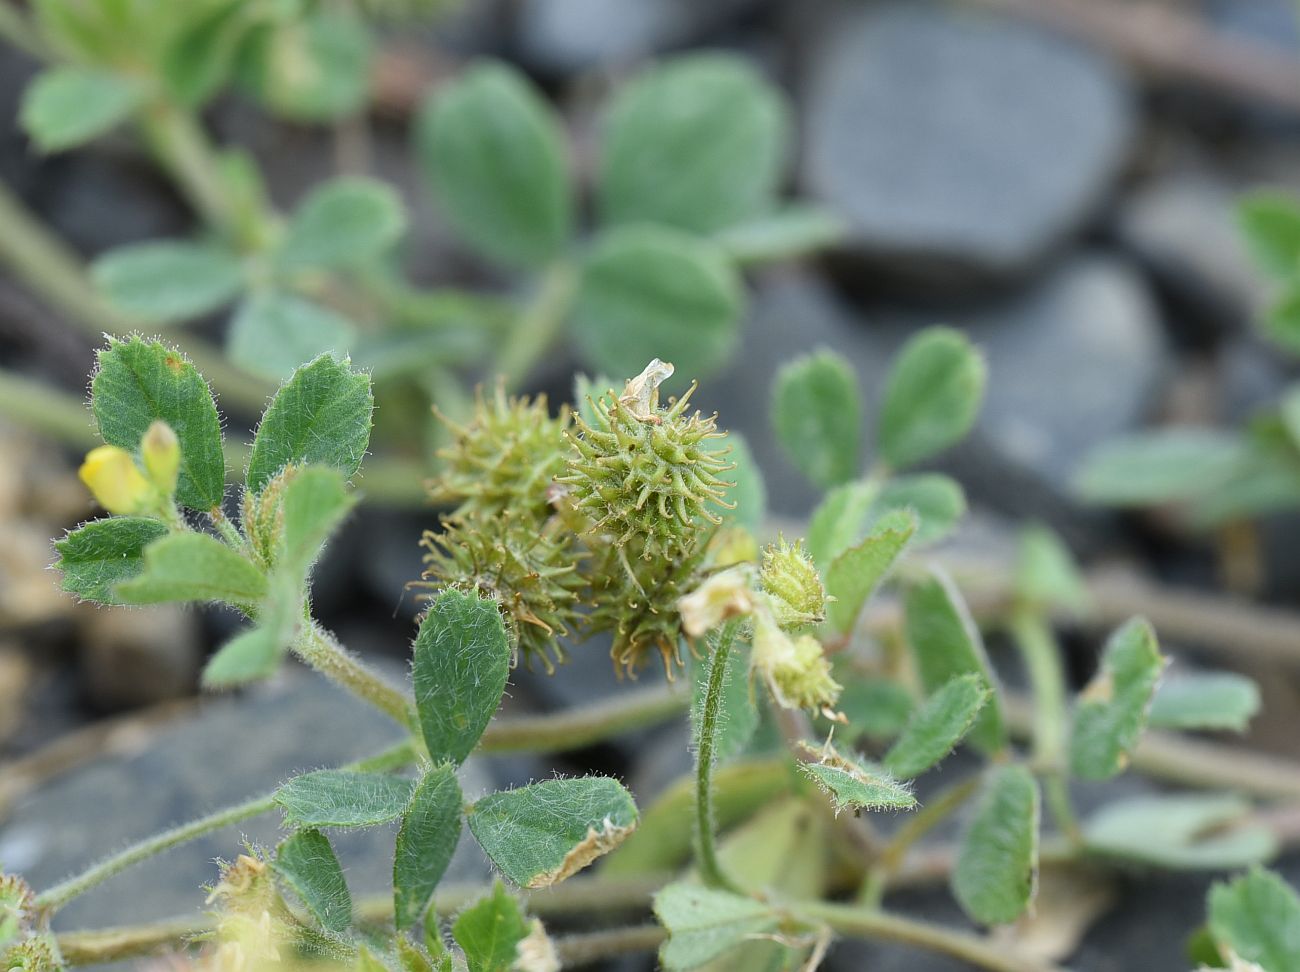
left=3, top=0, right=1300, bottom=968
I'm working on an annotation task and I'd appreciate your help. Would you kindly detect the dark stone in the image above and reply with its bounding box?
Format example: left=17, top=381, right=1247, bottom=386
left=802, top=2, right=1134, bottom=292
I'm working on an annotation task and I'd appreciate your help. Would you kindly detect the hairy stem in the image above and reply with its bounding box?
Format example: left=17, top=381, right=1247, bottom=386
left=496, top=261, right=577, bottom=392
left=693, top=622, right=743, bottom=892
left=292, top=622, right=418, bottom=731
left=34, top=740, right=416, bottom=914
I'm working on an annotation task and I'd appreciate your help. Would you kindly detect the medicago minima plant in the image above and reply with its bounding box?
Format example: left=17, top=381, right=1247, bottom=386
left=3, top=330, right=1298, bottom=972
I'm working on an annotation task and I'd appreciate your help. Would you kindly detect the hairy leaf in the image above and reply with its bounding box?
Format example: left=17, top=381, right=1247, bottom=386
left=466, top=777, right=638, bottom=888
left=1086, top=795, right=1276, bottom=871
left=825, top=509, right=915, bottom=635
left=796, top=742, right=915, bottom=815
left=1076, top=429, right=1247, bottom=506
left=877, top=327, right=986, bottom=469
left=715, top=205, right=844, bottom=265
left=246, top=354, right=373, bottom=493
left=274, top=829, right=352, bottom=933
left=240, top=10, right=372, bottom=122
left=280, top=466, right=355, bottom=579
left=884, top=674, right=990, bottom=779
left=394, top=764, right=463, bottom=930
left=92, top=241, right=244, bottom=323
left=227, top=292, right=358, bottom=382
left=1015, top=524, right=1088, bottom=614
left=278, top=177, right=406, bottom=272
left=953, top=765, right=1040, bottom=926
left=115, top=532, right=267, bottom=605
left=202, top=624, right=284, bottom=688
left=54, top=516, right=169, bottom=605
left=653, top=882, right=779, bottom=970
left=451, top=883, right=531, bottom=972
left=771, top=349, right=861, bottom=490
left=1209, top=868, right=1300, bottom=972
left=1070, top=617, right=1165, bottom=780
left=20, top=66, right=143, bottom=151
left=869, top=474, right=966, bottom=545
left=92, top=337, right=225, bottom=511
left=904, top=569, right=1006, bottom=754
left=1148, top=672, right=1260, bottom=733
left=806, top=480, right=876, bottom=570
left=275, top=770, right=416, bottom=829
left=412, top=589, right=510, bottom=764
left=835, top=675, right=914, bottom=741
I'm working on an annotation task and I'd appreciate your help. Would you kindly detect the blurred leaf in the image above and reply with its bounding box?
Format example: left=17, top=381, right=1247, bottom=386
left=239, top=10, right=372, bottom=122
left=570, top=225, right=742, bottom=381
left=715, top=206, right=844, bottom=265
left=115, top=532, right=266, bottom=605
left=227, top=292, right=358, bottom=382
left=771, top=349, right=861, bottom=490
left=1148, top=672, right=1260, bottom=733
left=1077, top=429, right=1249, bottom=506
left=1086, top=795, right=1276, bottom=871
left=92, top=337, right=226, bottom=510
left=467, top=777, right=638, bottom=888
left=600, top=53, right=788, bottom=235
left=160, top=0, right=249, bottom=106
left=274, top=829, right=352, bottom=933
left=54, top=517, right=169, bottom=605
left=451, top=883, right=531, bottom=972
left=797, top=742, right=915, bottom=814
left=806, top=480, right=876, bottom=571
left=1208, top=868, right=1300, bottom=972
left=877, top=327, right=986, bottom=469
left=1070, top=617, right=1165, bottom=780
left=278, top=177, right=406, bottom=273
left=275, top=769, right=416, bottom=829
left=416, top=61, right=570, bottom=268
left=833, top=674, right=914, bottom=741
left=20, top=66, right=144, bottom=151
left=691, top=626, right=758, bottom=764
left=1188, top=438, right=1300, bottom=526
left=279, top=466, right=354, bottom=578
left=654, top=883, right=779, bottom=970
left=717, top=797, right=828, bottom=899
left=394, top=764, right=463, bottom=931
left=245, top=354, right=373, bottom=493
left=202, top=623, right=283, bottom=688
left=953, top=765, right=1040, bottom=926
left=92, top=240, right=244, bottom=323
left=825, top=508, right=915, bottom=635
left=1238, top=191, right=1300, bottom=280
left=869, top=473, right=966, bottom=545
left=1015, top=524, right=1088, bottom=614
left=412, top=589, right=510, bottom=764
left=883, top=673, right=989, bottom=779
left=904, top=569, right=1006, bottom=754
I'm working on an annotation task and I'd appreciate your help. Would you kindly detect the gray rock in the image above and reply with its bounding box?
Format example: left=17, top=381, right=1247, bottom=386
left=76, top=604, right=200, bottom=711
left=802, top=3, right=1134, bottom=291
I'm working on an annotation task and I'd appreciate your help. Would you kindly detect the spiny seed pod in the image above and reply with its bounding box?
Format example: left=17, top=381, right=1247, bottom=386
left=0, top=874, right=33, bottom=949
left=1, top=936, right=55, bottom=972
left=760, top=537, right=826, bottom=632
left=558, top=361, right=734, bottom=561
left=432, top=385, right=570, bottom=522
left=752, top=613, right=841, bottom=716
left=241, top=465, right=299, bottom=570
left=418, top=513, right=585, bottom=671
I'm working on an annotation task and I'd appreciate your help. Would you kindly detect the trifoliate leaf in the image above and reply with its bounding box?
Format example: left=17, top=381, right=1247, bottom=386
left=275, top=770, right=417, bottom=829
left=394, top=764, right=463, bottom=931
left=53, top=517, right=169, bottom=605
left=877, top=327, right=986, bottom=469
left=273, top=829, right=352, bottom=933
left=771, top=348, right=861, bottom=490
left=825, top=508, right=915, bottom=635
left=869, top=473, right=966, bottom=545
left=952, top=765, right=1040, bottom=926
left=796, top=742, right=915, bottom=815
left=884, top=673, right=990, bottom=779
left=115, top=532, right=267, bottom=605
left=806, top=480, right=876, bottom=570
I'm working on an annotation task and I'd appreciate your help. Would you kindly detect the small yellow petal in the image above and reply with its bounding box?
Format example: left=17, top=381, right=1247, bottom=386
left=78, top=445, right=154, bottom=515
left=140, top=420, right=180, bottom=495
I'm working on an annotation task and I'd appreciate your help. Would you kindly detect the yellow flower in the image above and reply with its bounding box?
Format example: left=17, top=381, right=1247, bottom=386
left=78, top=445, right=155, bottom=515
left=141, top=420, right=181, bottom=495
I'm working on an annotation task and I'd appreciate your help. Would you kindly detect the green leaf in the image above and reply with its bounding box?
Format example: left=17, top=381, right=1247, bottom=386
left=1086, top=795, right=1277, bottom=871
left=451, top=883, right=531, bottom=972
left=877, top=327, right=986, bottom=469
left=159, top=0, right=249, bottom=107
left=712, top=432, right=766, bottom=533
left=953, top=765, right=1040, bottom=926
left=824, top=509, right=915, bottom=635
left=275, top=769, right=417, bottom=829
left=1209, top=868, right=1300, bottom=972
left=53, top=516, right=169, bottom=605
left=115, top=532, right=267, bottom=605
left=1147, top=672, right=1260, bottom=733
left=796, top=742, right=915, bottom=815
left=394, top=764, right=463, bottom=931
left=92, top=336, right=226, bottom=511
left=714, top=206, right=844, bottom=265
left=92, top=241, right=244, bottom=323
left=653, top=882, right=780, bottom=970
left=1076, top=429, right=1249, bottom=506
left=1282, top=385, right=1300, bottom=450
left=806, top=480, right=877, bottom=571
left=1265, top=279, right=1300, bottom=356
left=691, top=627, right=758, bottom=764
left=883, top=674, right=990, bottom=779
left=273, top=829, right=352, bottom=933
left=416, top=61, right=570, bottom=268
left=1069, top=617, right=1165, bottom=780
left=600, top=53, right=787, bottom=235
left=412, top=588, right=511, bottom=765
left=1238, top=190, right=1300, bottom=279
left=771, top=349, right=861, bottom=490
left=1014, top=524, right=1088, bottom=614
left=245, top=354, right=373, bottom=493
left=239, top=10, right=372, bottom=122
left=869, top=474, right=966, bottom=546
left=834, top=675, right=914, bottom=741
left=277, top=177, right=406, bottom=273
left=466, top=777, right=638, bottom=889
left=279, top=466, right=355, bottom=579
left=570, top=225, right=742, bottom=381
left=227, top=292, right=358, bottom=382
left=202, top=624, right=283, bottom=688
left=20, top=67, right=144, bottom=151
left=903, top=569, right=1006, bottom=754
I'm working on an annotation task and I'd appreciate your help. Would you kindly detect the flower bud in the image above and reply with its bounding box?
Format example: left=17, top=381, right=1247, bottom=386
left=140, top=420, right=180, bottom=496
left=78, top=445, right=155, bottom=515
left=760, top=537, right=825, bottom=632
left=752, top=612, right=840, bottom=715
left=677, top=566, right=755, bottom=638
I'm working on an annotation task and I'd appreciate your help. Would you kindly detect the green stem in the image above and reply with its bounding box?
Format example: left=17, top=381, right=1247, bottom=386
left=1007, top=610, right=1081, bottom=844
left=479, top=684, right=687, bottom=753
left=34, top=740, right=416, bottom=914
left=291, top=622, right=418, bottom=732
left=495, top=262, right=576, bottom=391
left=138, top=105, right=240, bottom=244
left=694, top=622, right=744, bottom=893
